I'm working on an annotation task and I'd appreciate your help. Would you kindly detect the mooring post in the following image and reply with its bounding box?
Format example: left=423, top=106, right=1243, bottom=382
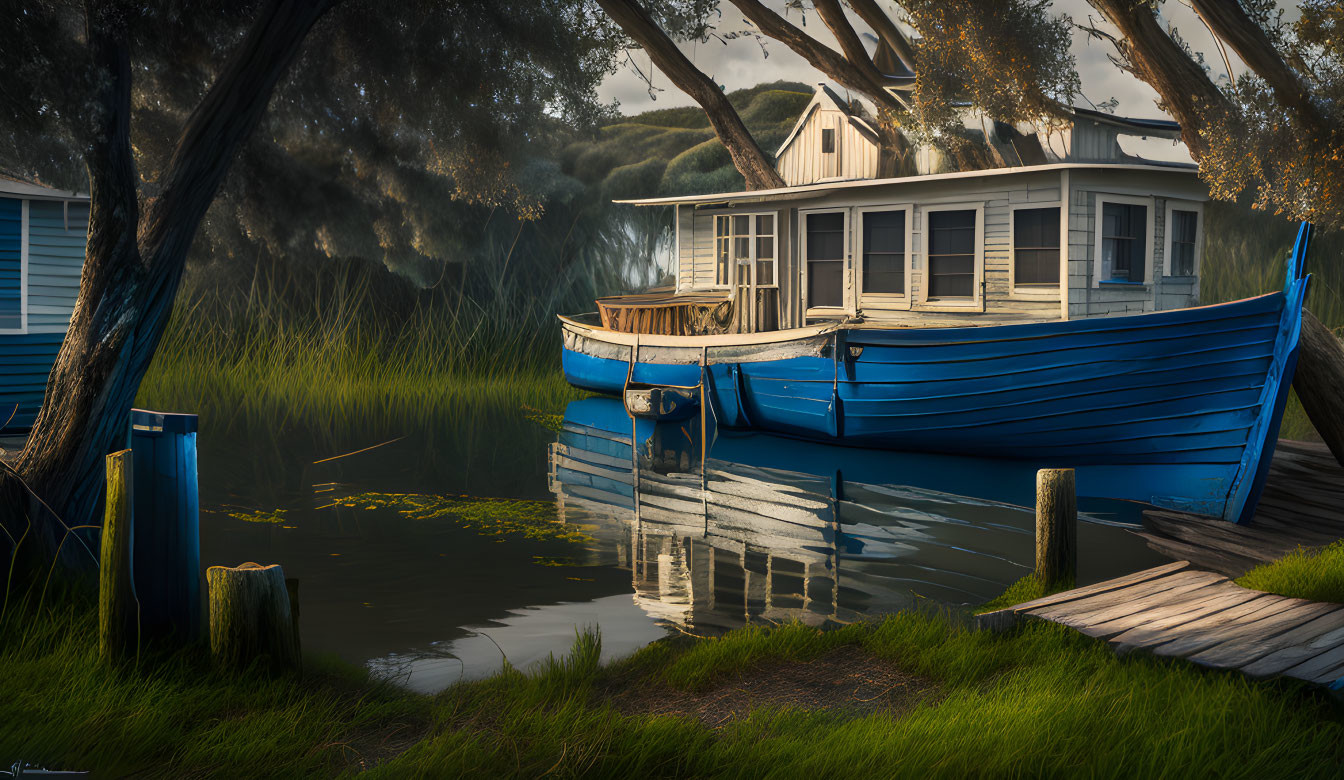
left=99, top=449, right=139, bottom=662
left=1035, top=468, right=1077, bottom=587
left=207, top=562, right=300, bottom=674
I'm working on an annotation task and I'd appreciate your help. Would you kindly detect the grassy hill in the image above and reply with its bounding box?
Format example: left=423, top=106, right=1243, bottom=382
left=561, top=81, right=812, bottom=200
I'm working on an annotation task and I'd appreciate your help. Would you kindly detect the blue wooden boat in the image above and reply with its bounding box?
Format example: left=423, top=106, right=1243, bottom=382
left=561, top=224, right=1314, bottom=525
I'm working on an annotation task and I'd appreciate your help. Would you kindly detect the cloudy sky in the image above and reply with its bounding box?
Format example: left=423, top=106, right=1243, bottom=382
left=597, top=0, right=1251, bottom=120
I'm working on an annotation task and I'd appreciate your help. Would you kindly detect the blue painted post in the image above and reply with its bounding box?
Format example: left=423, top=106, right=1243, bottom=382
left=129, top=409, right=201, bottom=642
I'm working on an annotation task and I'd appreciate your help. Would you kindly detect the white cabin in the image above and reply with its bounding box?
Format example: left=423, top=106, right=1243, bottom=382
left=617, top=86, right=1207, bottom=332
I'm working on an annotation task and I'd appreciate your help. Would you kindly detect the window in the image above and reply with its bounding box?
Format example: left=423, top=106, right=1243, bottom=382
left=927, top=209, right=976, bottom=298
left=1101, top=202, right=1147, bottom=283
left=715, top=212, right=776, bottom=288
left=1013, top=207, right=1060, bottom=286
left=806, top=211, right=845, bottom=308
left=0, top=198, right=21, bottom=332
left=821, top=128, right=835, bottom=154
left=862, top=210, right=905, bottom=295
left=1168, top=209, right=1199, bottom=276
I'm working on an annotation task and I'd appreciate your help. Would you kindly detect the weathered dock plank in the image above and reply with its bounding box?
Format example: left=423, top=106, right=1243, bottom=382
left=1138, top=440, right=1344, bottom=576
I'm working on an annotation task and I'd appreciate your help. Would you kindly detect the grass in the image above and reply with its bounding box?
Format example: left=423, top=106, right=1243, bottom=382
left=1237, top=541, right=1344, bottom=603
left=9, top=598, right=1344, bottom=778
left=974, top=572, right=1074, bottom=614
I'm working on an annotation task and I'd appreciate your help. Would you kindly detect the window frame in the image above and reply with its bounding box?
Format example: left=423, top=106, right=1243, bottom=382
left=1092, top=194, right=1154, bottom=288
left=1007, top=202, right=1064, bottom=300
left=799, top=207, right=852, bottom=316
left=711, top=209, right=778, bottom=290
left=0, top=199, right=29, bottom=336
left=917, top=202, right=985, bottom=311
left=855, top=204, right=914, bottom=309
left=1162, top=200, right=1204, bottom=278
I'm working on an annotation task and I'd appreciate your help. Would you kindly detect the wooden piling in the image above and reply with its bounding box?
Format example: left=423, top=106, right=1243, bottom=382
left=1035, top=468, right=1077, bottom=587
left=207, top=562, right=300, bottom=674
left=99, top=450, right=138, bottom=662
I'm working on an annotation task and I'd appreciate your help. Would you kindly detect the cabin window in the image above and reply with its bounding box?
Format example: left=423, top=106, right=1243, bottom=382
left=861, top=210, right=905, bottom=295
left=1168, top=209, right=1199, bottom=276
left=927, top=209, right=977, bottom=298
left=806, top=212, right=845, bottom=308
left=1101, top=202, right=1147, bottom=283
left=716, top=211, right=777, bottom=288
left=0, top=198, right=20, bottom=332
left=821, top=128, right=835, bottom=154
left=1013, top=207, right=1060, bottom=286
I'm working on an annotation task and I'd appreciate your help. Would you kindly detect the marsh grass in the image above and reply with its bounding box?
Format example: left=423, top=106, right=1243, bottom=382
left=1236, top=541, right=1344, bottom=603
left=7, top=596, right=1344, bottom=779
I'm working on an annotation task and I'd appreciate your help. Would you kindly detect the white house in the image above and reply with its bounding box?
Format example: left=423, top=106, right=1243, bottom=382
left=618, top=85, right=1207, bottom=332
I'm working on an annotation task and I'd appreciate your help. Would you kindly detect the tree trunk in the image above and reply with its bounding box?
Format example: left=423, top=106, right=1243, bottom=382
left=207, top=562, right=300, bottom=674
left=1293, top=310, right=1344, bottom=466
left=596, top=0, right=785, bottom=190
left=5, top=0, right=335, bottom=565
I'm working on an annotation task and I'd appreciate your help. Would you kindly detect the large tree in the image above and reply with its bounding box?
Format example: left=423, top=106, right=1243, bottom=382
left=0, top=0, right=625, bottom=564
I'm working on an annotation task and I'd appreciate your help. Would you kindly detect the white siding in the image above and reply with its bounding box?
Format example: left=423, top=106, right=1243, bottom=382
left=777, top=107, right=881, bottom=187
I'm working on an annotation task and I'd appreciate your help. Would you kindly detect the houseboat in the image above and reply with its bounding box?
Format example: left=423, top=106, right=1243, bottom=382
left=559, top=86, right=1312, bottom=524
left=0, top=176, right=89, bottom=433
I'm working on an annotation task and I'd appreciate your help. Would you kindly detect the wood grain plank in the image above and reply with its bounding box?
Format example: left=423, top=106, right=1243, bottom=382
left=1281, top=641, right=1344, bottom=684
left=1078, top=581, right=1250, bottom=639
left=1152, top=601, right=1337, bottom=659
left=1111, top=593, right=1283, bottom=651
left=1239, top=624, right=1344, bottom=678
left=1047, top=572, right=1228, bottom=631
left=1186, top=607, right=1344, bottom=670
left=1025, top=569, right=1208, bottom=622
left=1004, top=561, right=1190, bottom=614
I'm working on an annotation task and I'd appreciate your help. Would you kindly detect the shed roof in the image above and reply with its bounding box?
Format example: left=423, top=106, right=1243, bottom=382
left=615, top=161, right=1198, bottom=207
left=0, top=173, right=89, bottom=201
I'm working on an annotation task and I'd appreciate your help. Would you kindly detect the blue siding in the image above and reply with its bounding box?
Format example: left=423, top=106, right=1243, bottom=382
left=0, top=198, right=20, bottom=331
left=0, top=331, right=64, bottom=432
left=27, top=200, right=87, bottom=333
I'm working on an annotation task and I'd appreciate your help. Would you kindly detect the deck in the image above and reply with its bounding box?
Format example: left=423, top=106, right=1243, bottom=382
left=1135, top=440, right=1344, bottom=576
left=977, top=561, right=1344, bottom=688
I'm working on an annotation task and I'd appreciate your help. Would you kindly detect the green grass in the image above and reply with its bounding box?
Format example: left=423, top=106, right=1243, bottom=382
left=8, top=599, right=1344, bottom=778
left=1237, top=540, right=1344, bottom=603
left=974, top=572, right=1074, bottom=614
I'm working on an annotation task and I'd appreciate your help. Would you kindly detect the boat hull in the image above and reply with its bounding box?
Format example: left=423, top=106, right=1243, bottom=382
left=560, top=227, right=1314, bottom=524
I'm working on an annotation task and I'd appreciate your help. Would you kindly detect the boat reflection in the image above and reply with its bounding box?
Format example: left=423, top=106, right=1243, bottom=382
left=550, top=397, right=1167, bottom=633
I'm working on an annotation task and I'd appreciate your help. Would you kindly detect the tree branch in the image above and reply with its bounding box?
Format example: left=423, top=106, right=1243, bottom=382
left=728, top=0, right=907, bottom=114
left=597, top=0, right=785, bottom=189
left=1190, top=0, right=1323, bottom=126
left=140, top=0, right=339, bottom=267
left=1085, top=0, right=1232, bottom=160
left=847, top=0, right=917, bottom=74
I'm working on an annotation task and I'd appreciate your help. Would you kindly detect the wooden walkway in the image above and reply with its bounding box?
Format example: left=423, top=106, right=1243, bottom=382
left=1136, top=440, right=1344, bottom=576
left=979, top=561, right=1344, bottom=687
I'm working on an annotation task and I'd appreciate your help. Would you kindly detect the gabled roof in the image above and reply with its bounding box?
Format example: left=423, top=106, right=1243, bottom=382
left=774, top=84, right=882, bottom=159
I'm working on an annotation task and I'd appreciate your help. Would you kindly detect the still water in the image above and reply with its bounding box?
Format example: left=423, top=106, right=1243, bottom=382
left=199, top=397, right=1166, bottom=692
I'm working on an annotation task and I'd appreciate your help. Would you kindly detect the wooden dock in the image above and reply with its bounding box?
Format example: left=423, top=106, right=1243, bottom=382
left=978, top=561, right=1344, bottom=687
left=1136, top=440, right=1344, bottom=576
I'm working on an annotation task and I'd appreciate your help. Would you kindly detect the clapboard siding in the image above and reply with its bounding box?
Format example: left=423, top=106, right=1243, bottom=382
left=777, top=105, right=881, bottom=187
left=0, top=331, right=64, bottom=432
left=0, top=197, right=20, bottom=331
left=27, top=200, right=87, bottom=333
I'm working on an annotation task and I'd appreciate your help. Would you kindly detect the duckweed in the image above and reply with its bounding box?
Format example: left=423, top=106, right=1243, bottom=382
left=334, top=492, right=592, bottom=545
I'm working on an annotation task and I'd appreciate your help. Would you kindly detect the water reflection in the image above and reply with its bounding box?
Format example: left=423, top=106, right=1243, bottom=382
left=198, top=397, right=1166, bottom=691
left=551, top=397, right=1166, bottom=634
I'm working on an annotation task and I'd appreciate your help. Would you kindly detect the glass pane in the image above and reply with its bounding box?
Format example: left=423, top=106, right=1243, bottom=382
left=929, top=269, right=974, bottom=298
left=821, top=128, right=835, bottom=154
left=734, top=236, right=751, bottom=260
left=716, top=215, right=729, bottom=237
left=808, top=261, right=843, bottom=307
left=756, top=237, right=774, bottom=260
left=929, top=210, right=975, bottom=255
left=1014, top=208, right=1059, bottom=249
left=1173, top=210, right=1197, bottom=243
left=863, top=252, right=904, bottom=294
left=807, top=212, right=845, bottom=261
left=733, top=215, right=749, bottom=236
left=864, top=210, right=905, bottom=253
left=1171, top=242, right=1195, bottom=276
left=1015, top=248, right=1059, bottom=285
left=756, top=260, right=775, bottom=286
left=756, top=214, right=774, bottom=235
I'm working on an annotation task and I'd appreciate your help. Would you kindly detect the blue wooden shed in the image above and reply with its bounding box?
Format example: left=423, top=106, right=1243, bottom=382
left=0, top=175, right=89, bottom=433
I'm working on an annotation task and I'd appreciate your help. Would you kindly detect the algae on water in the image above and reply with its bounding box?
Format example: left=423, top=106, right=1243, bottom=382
left=334, top=492, right=592, bottom=545
left=226, top=508, right=290, bottom=524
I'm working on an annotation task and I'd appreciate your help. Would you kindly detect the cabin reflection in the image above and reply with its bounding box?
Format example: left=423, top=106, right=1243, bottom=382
left=549, top=398, right=1167, bottom=634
